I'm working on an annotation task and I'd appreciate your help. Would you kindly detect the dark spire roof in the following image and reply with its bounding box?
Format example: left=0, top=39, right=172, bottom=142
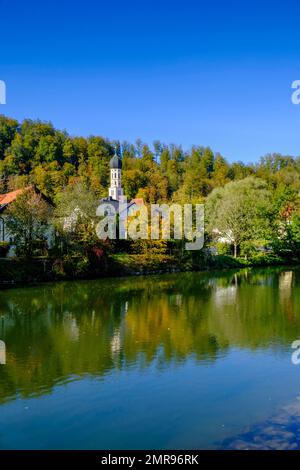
left=110, top=153, right=122, bottom=169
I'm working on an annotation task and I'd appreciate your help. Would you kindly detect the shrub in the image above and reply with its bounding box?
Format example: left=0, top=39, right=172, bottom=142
left=216, top=242, right=232, bottom=255
left=0, top=242, right=10, bottom=257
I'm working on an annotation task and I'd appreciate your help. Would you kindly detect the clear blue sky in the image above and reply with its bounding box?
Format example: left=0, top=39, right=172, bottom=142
left=1, top=0, right=300, bottom=163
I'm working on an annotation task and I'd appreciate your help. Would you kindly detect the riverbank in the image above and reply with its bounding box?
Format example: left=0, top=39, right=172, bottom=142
left=0, top=251, right=293, bottom=288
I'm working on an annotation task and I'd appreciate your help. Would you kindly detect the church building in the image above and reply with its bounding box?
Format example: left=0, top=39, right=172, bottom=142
left=101, top=152, right=143, bottom=212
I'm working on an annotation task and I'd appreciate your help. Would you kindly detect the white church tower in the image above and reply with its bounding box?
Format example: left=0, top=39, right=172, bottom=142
left=109, top=152, right=124, bottom=201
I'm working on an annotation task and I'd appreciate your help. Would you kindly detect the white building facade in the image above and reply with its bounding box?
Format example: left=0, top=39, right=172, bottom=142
left=108, top=154, right=125, bottom=202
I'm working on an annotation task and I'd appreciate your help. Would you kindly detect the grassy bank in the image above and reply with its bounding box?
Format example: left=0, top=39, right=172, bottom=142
left=0, top=250, right=293, bottom=288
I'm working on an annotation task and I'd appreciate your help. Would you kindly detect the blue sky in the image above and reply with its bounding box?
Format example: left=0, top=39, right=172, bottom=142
left=1, top=0, right=300, bottom=163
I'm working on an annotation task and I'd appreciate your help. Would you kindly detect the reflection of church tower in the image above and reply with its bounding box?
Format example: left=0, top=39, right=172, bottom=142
left=0, top=340, right=6, bottom=365
left=279, top=271, right=294, bottom=321
left=109, top=152, right=124, bottom=201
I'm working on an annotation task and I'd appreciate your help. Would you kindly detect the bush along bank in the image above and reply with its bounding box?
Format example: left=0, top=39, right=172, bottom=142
left=0, top=249, right=293, bottom=288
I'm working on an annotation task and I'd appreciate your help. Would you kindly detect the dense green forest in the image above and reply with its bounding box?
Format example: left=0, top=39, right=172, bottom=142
left=0, top=114, right=300, bottom=281
left=1, top=114, right=299, bottom=203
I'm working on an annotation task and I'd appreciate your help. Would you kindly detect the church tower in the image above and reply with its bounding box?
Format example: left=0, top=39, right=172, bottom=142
left=109, top=153, right=124, bottom=201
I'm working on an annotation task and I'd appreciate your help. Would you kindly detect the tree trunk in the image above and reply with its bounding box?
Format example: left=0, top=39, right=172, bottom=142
left=234, top=243, right=237, bottom=258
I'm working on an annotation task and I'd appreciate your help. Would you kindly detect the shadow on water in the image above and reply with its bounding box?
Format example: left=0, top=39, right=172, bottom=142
left=221, top=396, right=300, bottom=450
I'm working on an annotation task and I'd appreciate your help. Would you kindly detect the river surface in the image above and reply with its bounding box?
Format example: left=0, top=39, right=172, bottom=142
left=1, top=268, right=300, bottom=449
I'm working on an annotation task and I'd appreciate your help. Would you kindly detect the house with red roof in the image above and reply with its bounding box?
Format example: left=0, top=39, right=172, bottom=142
left=0, top=186, right=53, bottom=256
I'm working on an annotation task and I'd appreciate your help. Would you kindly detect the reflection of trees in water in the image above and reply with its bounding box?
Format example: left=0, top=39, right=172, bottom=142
left=0, top=268, right=300, bottom=403
left=207, top=269, right=299, bottom=349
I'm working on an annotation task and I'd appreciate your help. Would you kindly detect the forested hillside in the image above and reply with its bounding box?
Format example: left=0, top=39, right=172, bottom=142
left=1, top=114, right=299, bottom=206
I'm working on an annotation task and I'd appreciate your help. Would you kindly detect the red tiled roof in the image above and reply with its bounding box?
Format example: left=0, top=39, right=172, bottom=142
left=0, top=186, right=32, bottom=207
left=130, top=198, right=144, bottom=205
